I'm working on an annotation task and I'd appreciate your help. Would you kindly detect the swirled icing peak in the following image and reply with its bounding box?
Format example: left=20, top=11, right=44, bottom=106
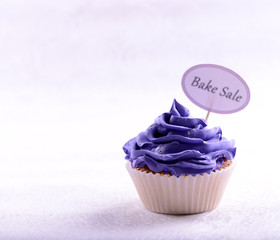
left=123, top=99, right=236, bottom=177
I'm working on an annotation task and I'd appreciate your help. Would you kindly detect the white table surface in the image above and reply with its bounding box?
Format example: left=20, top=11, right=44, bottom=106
left=0, top=0, right=280, bottom=239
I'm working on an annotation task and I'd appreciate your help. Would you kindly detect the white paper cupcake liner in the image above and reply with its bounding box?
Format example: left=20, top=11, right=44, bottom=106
left=126, top=161, right=236, bottom=214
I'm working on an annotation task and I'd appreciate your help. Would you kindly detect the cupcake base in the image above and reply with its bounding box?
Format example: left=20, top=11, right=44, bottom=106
left=126, top=161, right=236, bottom=214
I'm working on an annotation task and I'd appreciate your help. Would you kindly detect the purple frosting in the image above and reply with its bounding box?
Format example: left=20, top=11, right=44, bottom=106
left=123, top=99, right=236, bottom=177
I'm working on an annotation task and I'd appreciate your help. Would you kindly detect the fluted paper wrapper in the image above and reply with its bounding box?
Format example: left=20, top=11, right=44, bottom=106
left=126, top=162, right=235, bottom=214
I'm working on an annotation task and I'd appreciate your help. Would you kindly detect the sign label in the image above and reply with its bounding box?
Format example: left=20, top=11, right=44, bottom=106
left=181, top=64, right=250, bottom=114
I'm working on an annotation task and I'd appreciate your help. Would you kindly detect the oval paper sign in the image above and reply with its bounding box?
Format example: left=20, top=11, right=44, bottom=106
left=181, top=64, right=250, bottom=114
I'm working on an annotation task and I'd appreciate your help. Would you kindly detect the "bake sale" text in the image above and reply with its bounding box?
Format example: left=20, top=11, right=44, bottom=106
left=191, top=76, right=242, bottom=102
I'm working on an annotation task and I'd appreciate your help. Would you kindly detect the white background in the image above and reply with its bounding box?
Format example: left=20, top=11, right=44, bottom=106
left=0, top=0, right=280, bottom=239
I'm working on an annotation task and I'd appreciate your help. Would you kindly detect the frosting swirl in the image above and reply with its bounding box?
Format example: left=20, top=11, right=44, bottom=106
left=123, top=99, right=236, bottom=177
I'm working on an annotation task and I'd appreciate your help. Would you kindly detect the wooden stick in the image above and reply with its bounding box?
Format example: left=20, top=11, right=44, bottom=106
left=205, top=111, right=210, bottom=122
left=205, top=95, right=216, bottom=122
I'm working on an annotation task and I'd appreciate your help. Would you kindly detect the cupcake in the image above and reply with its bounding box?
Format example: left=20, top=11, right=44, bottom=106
left=123, top=99, right=236, bottom=214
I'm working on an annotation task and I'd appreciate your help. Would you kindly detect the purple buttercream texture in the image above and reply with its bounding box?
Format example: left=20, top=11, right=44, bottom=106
left=123, top=99, right=236, bottom=177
